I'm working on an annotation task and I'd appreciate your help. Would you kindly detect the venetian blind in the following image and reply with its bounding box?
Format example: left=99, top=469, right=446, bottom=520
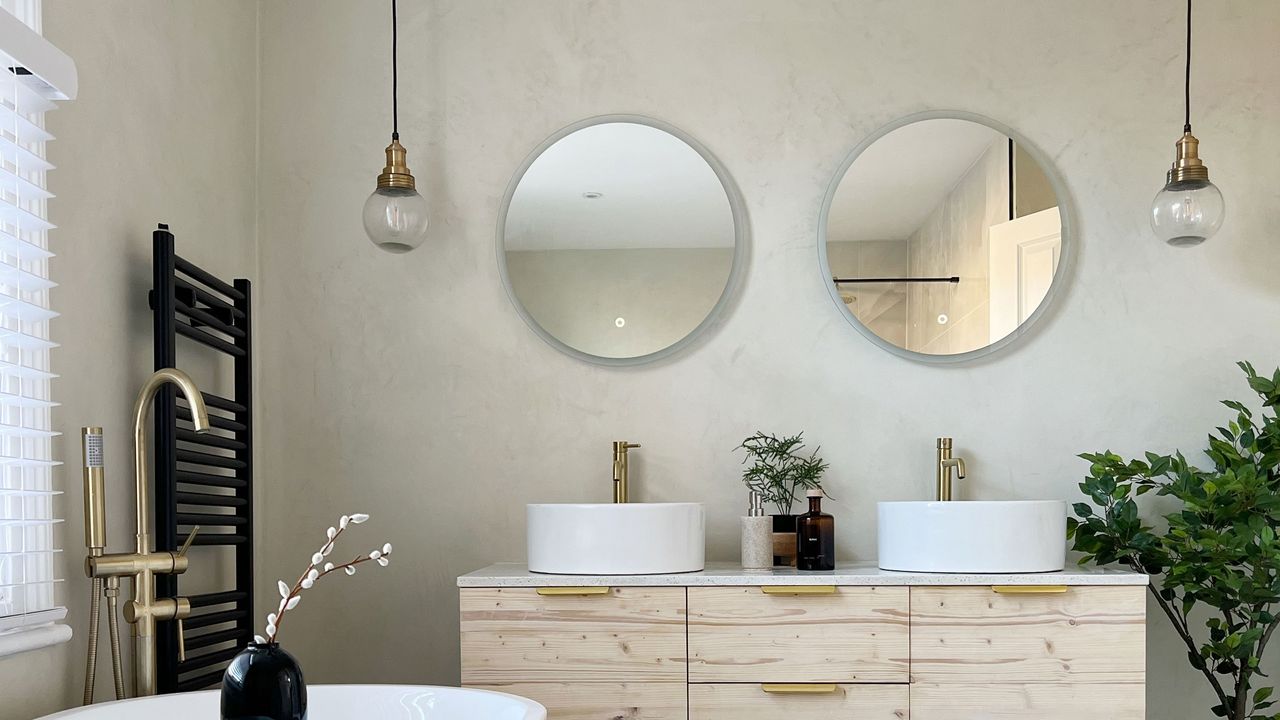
left=0, top=0, right=75, bottom=654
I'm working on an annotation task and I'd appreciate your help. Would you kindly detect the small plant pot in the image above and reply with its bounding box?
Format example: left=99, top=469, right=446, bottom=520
left=771, top=514, right=798, bottom=567
left=221, top=642, right=306, bottom=720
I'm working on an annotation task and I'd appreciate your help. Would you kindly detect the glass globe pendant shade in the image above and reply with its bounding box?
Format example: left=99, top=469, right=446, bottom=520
left=1151, top=130, right=1224, bottom=247
left=364, top=135, right=429, bottom=253
left=363, top=186, right=429, bottom=254
left=1151, top=178, right=1224, bottom=248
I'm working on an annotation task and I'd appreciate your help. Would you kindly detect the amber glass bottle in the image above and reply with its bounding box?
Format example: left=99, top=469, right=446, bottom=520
left=796, top=489, right=835, bottom=571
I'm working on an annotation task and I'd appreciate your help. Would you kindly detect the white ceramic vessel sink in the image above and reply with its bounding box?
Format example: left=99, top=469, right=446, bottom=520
left=878, top=500, right=1066, bottom=573
left=528, top=503, right=705, bottom=574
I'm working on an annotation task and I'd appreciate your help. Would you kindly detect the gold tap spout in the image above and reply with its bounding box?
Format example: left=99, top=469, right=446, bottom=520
left=935, top=437, right=967, bottom=502
left=612, top=441, right=641, bottom=503
left=132, top=369, right=210, bottom=559
left=129, top=369, right=209, bottom=696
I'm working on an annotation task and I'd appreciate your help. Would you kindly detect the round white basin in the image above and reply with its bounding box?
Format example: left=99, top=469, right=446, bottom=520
left=38, top=684, right=545, bottom=719
left=528, top=502, right=705, bottom=574
left=878, top=500, right=1066, bottom=573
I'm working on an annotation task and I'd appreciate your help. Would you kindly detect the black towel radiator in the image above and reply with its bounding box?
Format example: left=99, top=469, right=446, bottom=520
left=149, top=223, right=254, bottom=693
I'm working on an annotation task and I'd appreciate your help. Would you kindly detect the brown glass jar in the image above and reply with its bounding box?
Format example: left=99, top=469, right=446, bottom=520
left=796, top=489, right=835, bottom=571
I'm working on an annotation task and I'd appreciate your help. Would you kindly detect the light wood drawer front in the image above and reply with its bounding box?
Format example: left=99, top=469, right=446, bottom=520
left=459, top=587, right=686, bottom=683
left=690, top=683, right=908, bottom=720
left=911, top=682, right=1145, bottom=719
left=687, top=586, right=910, bottom=683
left=910, top=586, right=1146, bottom=684
left=470, top=683, right=686, bottom=720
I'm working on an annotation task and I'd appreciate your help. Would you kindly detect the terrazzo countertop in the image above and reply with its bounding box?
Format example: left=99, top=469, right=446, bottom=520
left=458, top=562, right=1148, bottom=587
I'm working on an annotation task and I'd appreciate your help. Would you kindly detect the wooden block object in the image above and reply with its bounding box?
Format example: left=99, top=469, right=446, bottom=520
left=910, top=586, right=1146, bottom=684
left=772, top=532, right=797, bottom=567
left=911, top=682, right=1146, bottom=719
left=687, top=586, right=910, bottom=683
left=471, top=682, right=687, bottom=720
left=459, top=587, right=687, bottom=683
left=690, top=683, right=908, bottom=719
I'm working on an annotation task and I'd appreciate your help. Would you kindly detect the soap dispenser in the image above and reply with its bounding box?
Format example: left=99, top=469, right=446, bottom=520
left=796, top=489, right=834, bottom=571
left=740, top=490, right=772, bottom=570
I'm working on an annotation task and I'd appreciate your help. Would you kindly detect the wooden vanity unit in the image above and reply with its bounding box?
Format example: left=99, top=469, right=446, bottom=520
left=458, top=563, right=1148, bottom=720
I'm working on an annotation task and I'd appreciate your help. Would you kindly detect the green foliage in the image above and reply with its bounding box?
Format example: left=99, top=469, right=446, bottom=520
left=1070, top=362, right=1280, bottom=720
left=736, top=431, right=829, bottom=516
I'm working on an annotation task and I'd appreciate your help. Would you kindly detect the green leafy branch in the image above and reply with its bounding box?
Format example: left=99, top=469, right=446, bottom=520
left=1069, top=362, right=1280, bottom=720
left=736, top=431, right=829, bottom=516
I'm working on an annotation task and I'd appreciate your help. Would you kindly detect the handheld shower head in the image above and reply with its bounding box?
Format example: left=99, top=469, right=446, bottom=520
left=82, top=427, right=106, bottom=553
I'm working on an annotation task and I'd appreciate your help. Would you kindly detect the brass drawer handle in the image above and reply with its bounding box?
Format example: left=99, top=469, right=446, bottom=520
left=535, top=586, right=611, bottom=596
left=760, top=585, right=837, bottom=595
left=761, top=683, right=839, bottom=694
left=992, top=585, right=1069, bottom=594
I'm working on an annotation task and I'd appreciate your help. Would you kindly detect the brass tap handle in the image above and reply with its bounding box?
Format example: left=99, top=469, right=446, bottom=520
left=177, top=526, right=200, bottom=558
left=177, top=618, right=186, bottom=662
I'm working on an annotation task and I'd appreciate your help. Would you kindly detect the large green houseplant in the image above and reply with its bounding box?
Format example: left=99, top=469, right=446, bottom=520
left=1069, top=362, right=1280, bottom=720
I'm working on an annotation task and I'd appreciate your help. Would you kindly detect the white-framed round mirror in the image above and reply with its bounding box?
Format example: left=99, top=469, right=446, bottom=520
left=498, top=115, right=748, bottom=366
left=818, top=111, right=1075, bottom=363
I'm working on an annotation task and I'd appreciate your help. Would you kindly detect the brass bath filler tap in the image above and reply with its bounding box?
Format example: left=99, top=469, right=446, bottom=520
left=935, top=437, right=967, bottom=501
left=612, top=441, right=641, bottom=503
left=85, top=368, right=212, bottom=698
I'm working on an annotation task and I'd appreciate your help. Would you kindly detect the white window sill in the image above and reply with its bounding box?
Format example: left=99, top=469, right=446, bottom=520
left=0, top=623, right=72, bottom=658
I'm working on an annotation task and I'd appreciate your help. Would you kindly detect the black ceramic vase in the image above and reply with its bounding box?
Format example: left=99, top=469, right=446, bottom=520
left=771, top=513, right=798, bottom=567
left=221, top=642, right=307, bottom=720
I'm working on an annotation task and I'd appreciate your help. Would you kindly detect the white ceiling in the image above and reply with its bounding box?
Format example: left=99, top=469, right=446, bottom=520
left=827, top=119, right=1005, bottom=242
left=504, top=123, right=736, bottom=251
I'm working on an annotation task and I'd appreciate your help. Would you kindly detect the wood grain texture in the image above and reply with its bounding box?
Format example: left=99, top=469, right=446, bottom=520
left=469, top=682, right=687, bottom=720
left=690, top=683, right=908, bottom=719
left=911, top=682, right=1146, bottom=719
left=459, top=587, right=687, bottom=683
left=687, top=586, right=909, bottom=683
left=910, top=586, right=1146, bottom=684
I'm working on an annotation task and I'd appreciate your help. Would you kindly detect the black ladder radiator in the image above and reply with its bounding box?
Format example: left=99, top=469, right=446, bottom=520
left=149, top=223, right=254, bottom=693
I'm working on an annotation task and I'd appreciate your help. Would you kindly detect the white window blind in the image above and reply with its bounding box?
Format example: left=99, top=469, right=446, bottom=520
left=0, top=0, right=74, bottom=655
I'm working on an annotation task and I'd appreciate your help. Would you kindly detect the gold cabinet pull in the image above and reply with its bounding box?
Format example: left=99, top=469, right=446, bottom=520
left=761, top=683, right=840, bottom=694
left=535, top=586, right=612, bottom=596
left=992, top=585, right=1069, bottom=594
left=761, top=585, right=837, bottom=595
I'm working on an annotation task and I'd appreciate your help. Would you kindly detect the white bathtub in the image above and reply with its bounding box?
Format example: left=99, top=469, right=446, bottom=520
left=38, top=684, right=546, bottom=720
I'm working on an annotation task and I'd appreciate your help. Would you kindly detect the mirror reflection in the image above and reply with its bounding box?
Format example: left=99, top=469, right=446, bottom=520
left=824, top=117, right=1064, bottom=357
left=502, top=121, right=739, bottom=362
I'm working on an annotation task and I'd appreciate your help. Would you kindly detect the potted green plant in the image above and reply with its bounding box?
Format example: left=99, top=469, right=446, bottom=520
left=1069, top=362, right=1280, bottom=720
left=736, top=431, right=829, bottom=567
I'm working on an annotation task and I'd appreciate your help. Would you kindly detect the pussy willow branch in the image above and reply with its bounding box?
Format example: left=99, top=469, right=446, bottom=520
left=267, top=524, right=383, bottom=643
left=267, top=524, right=345, bottom=643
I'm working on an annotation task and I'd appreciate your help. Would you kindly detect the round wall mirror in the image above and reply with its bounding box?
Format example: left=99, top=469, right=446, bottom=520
left=498, top=116, right=746, bottom=365
left=819, top=112, right=1073, bottom=362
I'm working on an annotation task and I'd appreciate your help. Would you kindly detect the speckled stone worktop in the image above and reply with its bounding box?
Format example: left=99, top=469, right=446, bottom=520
left=458, top=561, right=1148, bottom=587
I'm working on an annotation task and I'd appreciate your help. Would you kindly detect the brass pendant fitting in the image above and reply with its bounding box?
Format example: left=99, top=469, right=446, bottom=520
left=1166, top=130, right=1211, bottom=185
left=376, top=135, right=417, bottom=190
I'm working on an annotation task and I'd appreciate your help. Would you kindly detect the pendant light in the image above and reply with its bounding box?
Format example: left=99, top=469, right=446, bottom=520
left=1150, top=0, right=1225, bottom=247
left=363, top=0, right=430, bottom=253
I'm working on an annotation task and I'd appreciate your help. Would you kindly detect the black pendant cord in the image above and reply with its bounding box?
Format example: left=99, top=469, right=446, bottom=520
left=1182, top=0, right=1192, bottom=131
left=386, top=0, right=396, bottom=140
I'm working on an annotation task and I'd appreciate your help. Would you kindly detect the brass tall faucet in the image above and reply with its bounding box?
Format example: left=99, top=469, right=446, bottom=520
left=935, top=437, right=967, bottom=501
left=85, top=368, right=211, bottom=697
left=612, top=441, right=641, bottom=503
